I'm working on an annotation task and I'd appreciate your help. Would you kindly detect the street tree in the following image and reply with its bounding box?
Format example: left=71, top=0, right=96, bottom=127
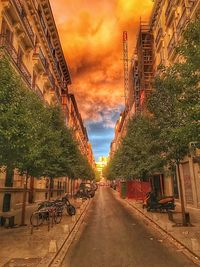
left=147, top=18, right=200, bottom=225
left=105, top=115, right=164, bottom=181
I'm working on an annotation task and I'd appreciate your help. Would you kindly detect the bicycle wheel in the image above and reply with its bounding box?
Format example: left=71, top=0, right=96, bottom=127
left=67, top=205, right=76, bottom=216
left=54, top=210, right=62, bottom=224
left=30, top=211, right=43, bottom=227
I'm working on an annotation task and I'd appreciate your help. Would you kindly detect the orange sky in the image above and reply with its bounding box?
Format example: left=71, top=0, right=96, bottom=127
left=50, top=0, right=153, bottom=123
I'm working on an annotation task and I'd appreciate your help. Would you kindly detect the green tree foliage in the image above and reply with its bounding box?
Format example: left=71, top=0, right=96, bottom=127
left=105, top=19, right=200, bottom=183
left=0, top=55, right=94, bottom=182
left=105, top=115, right=164, bottom=181
left=148, top=18, right=200, bottom=165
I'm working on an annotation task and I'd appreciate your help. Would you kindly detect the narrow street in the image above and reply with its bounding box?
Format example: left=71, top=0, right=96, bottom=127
left=62, top=187, right=197, bottom=267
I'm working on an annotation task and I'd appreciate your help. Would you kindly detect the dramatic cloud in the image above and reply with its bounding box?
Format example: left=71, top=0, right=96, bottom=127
left=50, top=0, right=153, bottom=159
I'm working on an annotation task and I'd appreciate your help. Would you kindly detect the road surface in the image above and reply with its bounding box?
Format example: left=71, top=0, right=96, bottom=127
left=62, top=187, right=197, bottom=267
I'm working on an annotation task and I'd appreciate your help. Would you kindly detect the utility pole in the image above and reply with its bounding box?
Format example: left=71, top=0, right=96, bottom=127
left=123, top=31, right=129, bottom=109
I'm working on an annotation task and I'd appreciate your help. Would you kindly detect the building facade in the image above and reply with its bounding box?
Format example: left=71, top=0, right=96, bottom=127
left=68, top=93, right=95, bottom=164
left=0, top=0, right=75, bottom=213
left=149, top=0, right=200, bottom=207
left=110, top=0, right=200, bottom=206
left=96, top=157, right=108, bottom=179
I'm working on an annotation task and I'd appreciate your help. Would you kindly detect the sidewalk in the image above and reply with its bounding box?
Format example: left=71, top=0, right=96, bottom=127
left=124, top=197, right=200, bottom=260
left=0, top=198, right=89, bottom=267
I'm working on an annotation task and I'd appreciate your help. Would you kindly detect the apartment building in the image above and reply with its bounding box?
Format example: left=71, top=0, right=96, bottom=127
left=0, top=0, right=71, bottom=212
left=150, top=0, right=200, bottom=68
left=68, top=94, right=95, bottom=166
left=110, top=0, right=200, bottom=204
left=149, top=0, right=200, bottom=208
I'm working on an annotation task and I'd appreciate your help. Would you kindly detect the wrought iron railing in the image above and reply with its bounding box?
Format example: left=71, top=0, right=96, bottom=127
left=38, top=47, right=47, bottom=68
left=12, top=0, right=35, bottom=45
left=47, top=69, right=55, bottom=88
left=0, top=35, right=31, bottom=86
left=37, top=9, right=65, bottom=84
left=176, top=8, right=188, bottom=37
left=35, top=85, right=44, bottom=100
left=165, top=0, right=174, bottom=18
left=167, top=33, right=176, bottom=57
left=33, top=46, right=47, bottom=69
left=55, top=86, right=62, bottom=103
left=188, top=0, right=198, bottom=12
left=155, top=28, right=163, bottom=46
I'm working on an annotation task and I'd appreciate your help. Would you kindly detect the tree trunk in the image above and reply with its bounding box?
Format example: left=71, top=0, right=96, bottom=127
left=177, top=162, right=187, bottom=226
left=20, top=172, right=29, bottom=226
left=48, top=178, right=51, bottom=200
left=70, top=179, right=73, bottom=197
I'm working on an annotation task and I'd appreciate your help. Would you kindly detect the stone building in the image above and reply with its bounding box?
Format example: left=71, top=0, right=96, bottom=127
left=149, top=0, right=200, bottom=207
left=110, top=0, right=200, bottom=204
left=0, top=0, right=72, bottom=213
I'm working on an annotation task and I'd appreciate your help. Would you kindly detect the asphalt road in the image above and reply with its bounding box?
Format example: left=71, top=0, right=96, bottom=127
left=62, top=187, right=198, bottom=267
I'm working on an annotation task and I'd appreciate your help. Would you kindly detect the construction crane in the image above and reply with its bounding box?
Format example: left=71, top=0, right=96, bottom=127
left=123, top=31, right=129, bottom=109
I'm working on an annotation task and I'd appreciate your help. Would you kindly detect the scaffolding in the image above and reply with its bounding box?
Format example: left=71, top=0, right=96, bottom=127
left=123, top=31, right=129, bottom=108
left=133, top=21, right=154, bottom=113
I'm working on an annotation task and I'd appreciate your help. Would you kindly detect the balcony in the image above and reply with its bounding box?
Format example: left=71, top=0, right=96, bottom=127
left=165, top=1, right=176, bottom=26
left=0, top=35, right=31, bottom=86
left=37, top=9, right=64, bottom=85
left=176, top=8, right=188, bottom=38
left=167, top=33, right=176, bottom=58
left=11, top=0, right=35, bottom=46
left=155, top=28, right=163, bottom=47
left=55, top=86, right=62, bottom=104
left=45, top=69, right=55, bottom=90
left=34, top=85, right=44, bottom=101
left=33, top=46, right=47, bottom=72
left=188, top=0, right=198, bottom=12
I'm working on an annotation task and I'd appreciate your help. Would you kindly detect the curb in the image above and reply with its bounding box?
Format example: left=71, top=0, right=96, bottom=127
left=37, top=199, right=92, bottom=267
left=112, top=190, right=200, bottom=266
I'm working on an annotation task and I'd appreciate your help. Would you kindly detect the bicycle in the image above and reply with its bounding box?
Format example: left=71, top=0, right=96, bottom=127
left=30, top=204, right=62, bottom=227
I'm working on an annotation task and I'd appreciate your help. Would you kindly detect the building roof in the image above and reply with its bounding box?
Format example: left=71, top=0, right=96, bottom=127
left=40, top=0, right=71, bottom=85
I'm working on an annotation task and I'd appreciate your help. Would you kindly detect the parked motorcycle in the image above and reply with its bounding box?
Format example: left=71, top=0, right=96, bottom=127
left=74, top=187, right=95, bottom=199
left=143, top=191, right=175, bottom=212
left=38, top=195, right=76, bottom=216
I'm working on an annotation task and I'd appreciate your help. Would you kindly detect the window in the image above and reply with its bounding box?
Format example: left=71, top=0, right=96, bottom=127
left=32, top=71, right=36, bottom=89
left=17, top=47, right=23, bottom=67
left=3, top=194, right=11, bottom=212
left=1, top=19, right=13, bottom=44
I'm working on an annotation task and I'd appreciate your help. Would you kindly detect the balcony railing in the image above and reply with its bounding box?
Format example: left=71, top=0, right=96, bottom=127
left=55, top=86, right=62, bottom=103
left=165, top=0, right=173, bottom=18
left=34, top=85, right=44, bottom=100
left=0, top=35, right=32, bottom=86
left=33, top=46, right=47, bottom=70
left=155, top=28, right=163, bottom=46
left=167, top=33, right=176, bottom=57
left=47, top=69, right=55, bottom=89
left=12, top=0, right=35, bottom=45
left=176, top=8, right=188, bottom=37
left=188, top=0, right=198, bottom=12
left=37, top=10, right=65, bottom=85
left=165, top=1, right=175, bottom=25
left=38, top=47, right=47, bottom=68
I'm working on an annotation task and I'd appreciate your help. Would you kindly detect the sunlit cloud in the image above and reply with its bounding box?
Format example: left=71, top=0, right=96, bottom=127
left=50, top=0, right=153, bottom=157
left=50, top=0, right=152, bottom=119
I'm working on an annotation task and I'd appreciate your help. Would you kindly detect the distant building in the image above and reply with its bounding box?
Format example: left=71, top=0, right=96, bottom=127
left=0, top=0, right=71, bottom=212
left=110, top=0, right=200, bottom=209
left=68, top=94, right=95, bottom=167
left=96, top=157, right=108, bottom=178
left=0, top=0, right=95, bottom=214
